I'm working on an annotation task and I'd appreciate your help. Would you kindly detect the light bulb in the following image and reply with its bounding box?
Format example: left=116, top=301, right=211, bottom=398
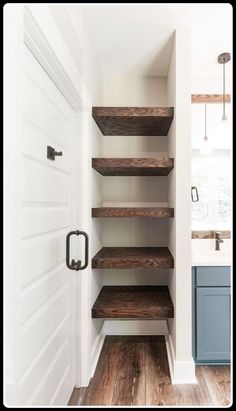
left=200, top=136, right=212, bottom=155
left=222, top=114, right=227, bottom=121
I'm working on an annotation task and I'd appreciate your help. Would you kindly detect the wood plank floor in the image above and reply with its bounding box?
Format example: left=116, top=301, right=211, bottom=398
left=68, top=336, right=231, bottom=406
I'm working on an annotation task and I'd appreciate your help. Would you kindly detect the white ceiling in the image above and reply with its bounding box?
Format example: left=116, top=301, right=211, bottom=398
left=80, top=3, right=232, bottom=80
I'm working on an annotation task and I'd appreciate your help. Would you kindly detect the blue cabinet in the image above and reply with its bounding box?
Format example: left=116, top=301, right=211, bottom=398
left=192, top=266, right=231, bottom=363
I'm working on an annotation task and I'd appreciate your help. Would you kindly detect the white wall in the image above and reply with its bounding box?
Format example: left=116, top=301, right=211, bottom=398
left=192, top=74, right=232, bottom=95
left=102, top=75, right=167, bottom=106
left=167, top=29, right=196, bottom=383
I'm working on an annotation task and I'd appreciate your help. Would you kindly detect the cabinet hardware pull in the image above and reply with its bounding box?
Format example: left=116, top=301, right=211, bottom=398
left=47, top=146, right=63, bottom=161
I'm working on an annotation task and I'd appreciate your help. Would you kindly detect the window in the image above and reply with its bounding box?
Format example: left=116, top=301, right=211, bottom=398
left=192, top=153, right=231, bottom=230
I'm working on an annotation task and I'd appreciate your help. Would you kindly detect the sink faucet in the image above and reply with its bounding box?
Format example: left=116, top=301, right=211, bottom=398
left=215, top=231, right=224, bottom=251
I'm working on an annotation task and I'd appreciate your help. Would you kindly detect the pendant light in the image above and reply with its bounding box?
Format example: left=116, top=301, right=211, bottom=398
left=200, top=104, right=212, bottom=155
left=217, top=52, right=231, bottom=121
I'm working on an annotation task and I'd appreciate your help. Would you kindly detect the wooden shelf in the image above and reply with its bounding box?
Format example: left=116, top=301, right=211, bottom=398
left=92, top=158, right=174, bottom=176
left=92, top=107, right=174, bottom=136
left=92, top=247, right=174, bottom=269
left=92, top=286, right=174, bottom=319
left=192, top=230, right=231, bottom=239
left=191, top=94, right=231, bottom=104
left=92, top=207, right=174, bottom=218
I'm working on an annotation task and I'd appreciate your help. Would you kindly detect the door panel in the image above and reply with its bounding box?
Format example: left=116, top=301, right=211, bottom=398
left=21, top=119, right=70, bottom=172
left=22, top=71, right=71, bottom=142
left=20, top=235, right=65, bottom=287
left=196, top=287, right=231, bottom=361
left=19, top=317, right=68, bottom=404
left=17, top=45, right=75, bottom=405
left=21, top=158, right=70, bottom=204
left=20, top=208, right=71, bottom=238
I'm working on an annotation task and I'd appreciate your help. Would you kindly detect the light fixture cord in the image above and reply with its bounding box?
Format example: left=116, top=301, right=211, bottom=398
left=205, top=104, right=207, bottom=137
left=223, top=61, right=226, bottom=117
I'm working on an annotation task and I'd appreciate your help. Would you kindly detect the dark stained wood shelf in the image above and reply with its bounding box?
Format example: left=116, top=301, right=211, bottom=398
left=92, top=247, right=174, bottom=269
left=92, top=207, right=174, bottom=218
left=92, top=286, right=174, bottom=319
left=92, top=107, right=174, bottom=136
left=92, top=158, right=174, bottom=176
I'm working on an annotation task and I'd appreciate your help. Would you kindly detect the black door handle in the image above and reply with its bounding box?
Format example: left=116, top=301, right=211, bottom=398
left=47, top=146, right=63, bottom=161
left=191, top=186, right=199, bottom=202
left=66, top=230, right=89, bottom=271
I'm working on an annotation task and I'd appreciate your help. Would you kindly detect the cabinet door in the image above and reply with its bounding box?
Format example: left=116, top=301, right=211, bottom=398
left=196, top=287, right=231, bottom=361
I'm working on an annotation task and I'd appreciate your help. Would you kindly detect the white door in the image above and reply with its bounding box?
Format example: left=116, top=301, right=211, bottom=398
left=5, top=42, right=83, bottom=405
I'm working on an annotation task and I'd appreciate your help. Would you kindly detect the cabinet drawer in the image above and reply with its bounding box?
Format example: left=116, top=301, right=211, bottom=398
left=196, top=266, right=230, bottom=286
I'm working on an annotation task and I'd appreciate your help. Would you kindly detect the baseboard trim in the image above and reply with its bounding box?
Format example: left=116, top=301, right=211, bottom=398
left=165, top=333, right=175, bottom=383
left=90, top=333, right=105, bottom=379
left=102, top=320, right=168, bottom=335
left=165, top=334, right=197, bottom=384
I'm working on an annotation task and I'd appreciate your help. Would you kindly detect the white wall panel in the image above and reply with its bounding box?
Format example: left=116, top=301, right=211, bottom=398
left=19, top=286, right=69, bottom=372
left=102, top=269, right=169, bottom=286
left=31, top=341, right=70, bottom=405
left=19, top=315, right=68, bottom=404
left=20, top=234, right=66, bottom=287
left=21, top=157, right=69, bottom=205
left=20, top=208, right=70, bottom=239
left=20, top=264, right=68, bottom=324
left=103, top=176, right=168, bottom=205
left=21, top=119, right=70, bottom=171
left=22, top=73, right=70, bottom=146
left=22, top=45, right=72, bottom=120
left=102, top=219, right=169, bottom=247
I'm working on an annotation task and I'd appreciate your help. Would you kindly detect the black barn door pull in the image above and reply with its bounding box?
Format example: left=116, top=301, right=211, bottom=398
left=66, top=230, right=89, bottom=271
left=47, top=146, right=63, bottom=161
left=191, top=186, right=199, bottom=202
